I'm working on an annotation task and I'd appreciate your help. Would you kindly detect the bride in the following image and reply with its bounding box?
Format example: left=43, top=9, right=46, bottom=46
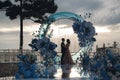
left=62, top=39, right=74, bottom=65
left=61, top=39, right=74, bottom=78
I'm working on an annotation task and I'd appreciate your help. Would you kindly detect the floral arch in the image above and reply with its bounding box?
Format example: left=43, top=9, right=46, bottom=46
left=16, top=12, right=96, bottom=78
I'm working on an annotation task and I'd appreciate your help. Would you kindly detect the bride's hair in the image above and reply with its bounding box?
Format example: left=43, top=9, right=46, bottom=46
left=66, top=39, right=70, bottom=44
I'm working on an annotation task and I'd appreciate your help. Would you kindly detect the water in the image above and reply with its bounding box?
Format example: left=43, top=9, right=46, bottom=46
left=54, top=67, right=81, bottom=78
left=0, top=67, right=90, bottom=80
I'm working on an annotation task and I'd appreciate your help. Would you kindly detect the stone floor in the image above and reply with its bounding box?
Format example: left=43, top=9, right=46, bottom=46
left=0, top=63, right=18, bottom=77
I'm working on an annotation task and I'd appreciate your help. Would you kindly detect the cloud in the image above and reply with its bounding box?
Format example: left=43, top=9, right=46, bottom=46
left=0, top=0, right=120, bottom=49
left=95, top=26, right=111, bottom=33
left=89, top=0, right=120, bottom=26
left=0, top=31, right=32, bottom=49
left=55, top=0, right=120, bottom=26
left=0, top=23, right=40, bottom=35
left=1, top=0, right=120, bottom=27
left=95, top=32, right=120, bottom=44
left=55, top=0, right=103, bottom=12
left=108, top=23, right=120, bottom=32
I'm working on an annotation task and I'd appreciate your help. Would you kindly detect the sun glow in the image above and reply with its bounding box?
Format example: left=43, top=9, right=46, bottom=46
left=0, top=24, right=111, bottom=36
left=95, top=26, right=111, bottom=33
left=50, top=24, right=74, bottom=37
left=50, top=24, right=111, bottom=37
left=0, top=27, right=19, bottom=32
left=0, top=24, right=40, bottom=34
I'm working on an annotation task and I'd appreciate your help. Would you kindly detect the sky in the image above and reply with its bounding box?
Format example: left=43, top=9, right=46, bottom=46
left=0, top=0, right=120, bottom=50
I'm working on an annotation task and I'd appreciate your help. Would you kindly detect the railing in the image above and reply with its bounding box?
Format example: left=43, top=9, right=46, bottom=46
left=0, top=49, right=31, bottom=63
left=0, top=63, right=17, bottom=77
left=0, top=76, right=15, bottom=80
left=0, top=49, right=30, bottom=53
left=0, top=49, right=34, bottom=77
left=0, top=49, right=80, bottom=63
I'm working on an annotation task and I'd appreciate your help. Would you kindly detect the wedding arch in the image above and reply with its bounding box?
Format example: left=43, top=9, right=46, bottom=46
left=15, top=12, right=96, bottom=78
left=37, top=12, right=96, bottom=60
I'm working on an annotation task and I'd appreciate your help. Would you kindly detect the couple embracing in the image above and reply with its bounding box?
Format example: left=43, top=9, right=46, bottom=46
left=61, top=38, right=74, bottom=65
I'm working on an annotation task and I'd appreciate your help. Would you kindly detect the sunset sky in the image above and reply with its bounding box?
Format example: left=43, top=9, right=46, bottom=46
left=0, top=0, right=120, bottom=50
